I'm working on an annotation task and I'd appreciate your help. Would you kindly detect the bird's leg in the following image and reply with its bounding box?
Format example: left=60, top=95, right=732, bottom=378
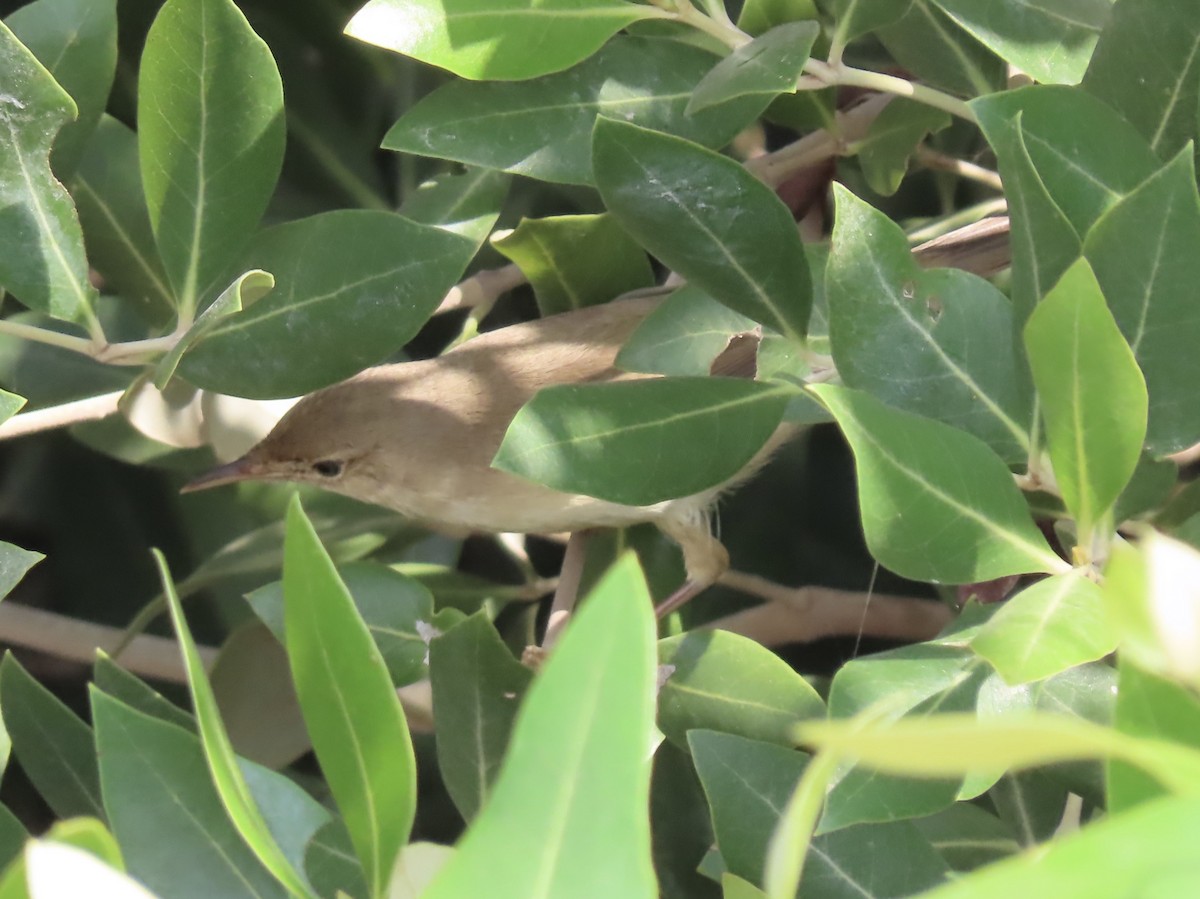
left=539, top=529, right=593, bottom=650
left=654, top=510, right=730, bottom=619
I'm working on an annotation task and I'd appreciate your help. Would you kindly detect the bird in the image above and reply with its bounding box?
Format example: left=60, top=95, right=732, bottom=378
left=181, top=294, right=786, bottom=614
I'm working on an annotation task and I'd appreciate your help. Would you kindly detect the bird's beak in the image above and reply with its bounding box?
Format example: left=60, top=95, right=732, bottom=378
left=180, top=456, right=262, bottom=494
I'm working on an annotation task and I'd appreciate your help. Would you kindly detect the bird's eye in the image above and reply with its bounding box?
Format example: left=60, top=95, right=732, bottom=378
left=311, top=459, right=344, bottom=478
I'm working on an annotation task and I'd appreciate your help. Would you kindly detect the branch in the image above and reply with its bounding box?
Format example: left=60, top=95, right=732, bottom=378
left=0, top=390, right=123, bottom=442
left=712, top=571, right=954, bottom=645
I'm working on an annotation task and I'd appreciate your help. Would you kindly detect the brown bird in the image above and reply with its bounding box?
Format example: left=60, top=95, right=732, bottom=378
left=182, top=295, right=784, bottom=613
left=182, top=216, right=1012, bottom=614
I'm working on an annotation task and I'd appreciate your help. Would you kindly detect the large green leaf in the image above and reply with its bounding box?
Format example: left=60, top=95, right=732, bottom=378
left=1082, top=0, right=1200, bottom=160
left=593, top=117, right=812, bottom=339
left=1084, top=149, right=1200, bottom=455
left=973, top=112, right=1079, bottom=325
left=93, top=652, right=195, bottom=733
left=345, top=0, right=665, bottom=80
left=657, top=630, right=824, bottom=749
left=384, top=36, right=767, bottom=187
left=972, top=86, right=1159, bottom=235
left=971, top=572, right=1115, bottom=685
left=72, top=116, right=174, bottom=326
left=0, top=20, right=97, bottom=323
left=4, top=0, right=116, bottom=179
left=428, top=612, right=533, bottom=822
left=812, top=385, right=1065, bottom=583
left=137, top=0, right=284, bottom=313
left=826, top=186, right=1029, bottom=461
left=616, top=286, right=758, bottom=377
left=155, top=550, right=318, bottom=899
left=928, top=0, right=1110, bottom=84
left=877, top=0, right=1005, bottom=98
left=687, top=21, right=819, bottom=114
left=914, top=797, right=1200, bottom=899
left=1024, top=258, right=1147, bottom=540
left=178, top=210, right=474, bottom=398
left=0, top=654, right=102, bottom=820
left=283, top=498, right=415, bottom=899
left=399, top=166, right=509, bottom=249
left=492, top=214, right=653, bottom=316
left=91, top=690, right=289, bottom=899
left=423, top=555, right=658, bottom=899
left=494, top=377, right=791, bottom=506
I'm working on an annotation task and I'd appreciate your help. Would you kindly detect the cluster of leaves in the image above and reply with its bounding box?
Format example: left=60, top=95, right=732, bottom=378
left=2, top=0, right=1200, bottom=897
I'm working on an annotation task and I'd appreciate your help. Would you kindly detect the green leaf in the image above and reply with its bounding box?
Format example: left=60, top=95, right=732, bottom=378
left=826, top=186, right=1030, bottom=461
left=250, top=561, right=449, bottom=689
left=799, top=822, right=948, bottom=898
left=1082, top=0, right=1200, bottom=160
left=492, top=214, right=654, bottom=316
left=283, top=498, right=415, bottom=899
left=0, top=20, right=97, bottom=322
left=796, top=713, right=1200, bottom=796
left=738, top=0, right=819, bottom=33
left=973, top=111, right=1080, bottom=325
left=494, top=377, right=791, bottom=506
left=723, top=874, right=768, bottom=899
left=155, top=549, right=318, bottom=899
left=914, top=796, right=1200, bottom=899
left=1108, top=660, right=1200, bottom=813
left=383, top=36, right=767, bottom=187
left=911, top=803, right=1019, bottom=872
left=178, top=210, right=473, bottom=399
left=857, top=99, right=951, bottom=196
left=0, top=542, right=41, bottom=600
left=153, top=269, right=274, bottom=388
left=593, top=117, right=812, bottom=339
left=1084, top=148, right=1200, bottom=455
left=971, top=572, right=1116, bottom=685
left=428, top=612, right=533, bottom=822
left=690, top=729, right=809, bottom=888
left=877, top=0, right=1005, bottom=98
left=928, top=0, right=1110, bottom=84
left=616, top=286, right=758, bottom=377
left=972, top=86, right=1160, bottom=235
left=4, top=0, right=116, bottom=179
left=91, top=690, right=289, bottom=899
left=344, top=0, right=666, bottom=80
left=0, top=393, right=23, bottom=430
left=812, top=385, right=1064, bottom=583
left=1024, top=258, right=1147, bottom=540
left=686, top=21, right=818, bottom=114
left=304, top=821, right=368, bottom=899
left=92, top=652, right=195, bottom=733
left=398, top=167, right=508, bottom=249
left=72, top=116, right=174, bottom=326
left=423, top=555, right=658, bottom=899
left=0, top=654, right=102, bottom=820
left=656, top=629, right=825, bottom=749
left=137, top=0, right=284, bottom=312
left=827, top=0, right=914, bottom=48
left=0, top=807, right=24, bottom=876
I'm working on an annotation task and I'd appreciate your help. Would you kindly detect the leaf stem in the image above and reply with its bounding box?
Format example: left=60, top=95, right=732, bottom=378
left=804, top=59, right=975, bottom=122
left=0, top=390, right=124, bottom=442
left=916, top=146, right=1004, bottom=191
left=0, top=318, right=97, bottom=355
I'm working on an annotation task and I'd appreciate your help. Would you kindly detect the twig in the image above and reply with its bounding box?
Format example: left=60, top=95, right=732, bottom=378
left=0, top=601, right=213, bottom=683
left=711, top=570, right=953, bottom=645
left=912, top=214, right=1012, bottom=277
left=747, top=94, right=893, bottom=187
left=916, top=146, right=1004, bottom=192
left=0, top=390, right=123, bottom=441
